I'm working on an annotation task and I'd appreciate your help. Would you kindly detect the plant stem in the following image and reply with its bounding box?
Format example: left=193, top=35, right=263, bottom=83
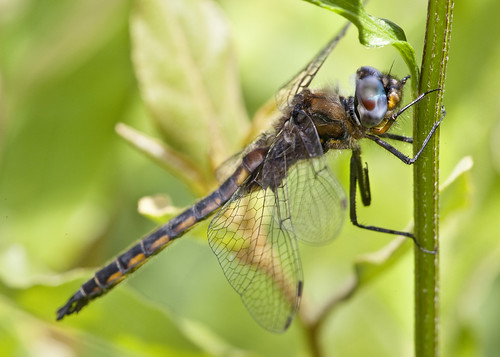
left=413, top=0, right=454, bottom=356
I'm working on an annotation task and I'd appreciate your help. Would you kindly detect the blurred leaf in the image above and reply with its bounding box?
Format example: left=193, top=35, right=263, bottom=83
left=0, top=0, right=135, bottom=271
left=177, top=319, right=257, bottom=357
left=116, top=123, right=209, bottom=195
left=354, top=235, right=411, bottom=286
left=447, top=324, right=478, bottom=357
left=0, top=273, right=210, bottom=357
left=440, top=156, right=473, bottom=219
left=138, top=194, right=182, bottom=223
left=130, top=0, right=250, bottom=184
left=302, top=0, right=418, bottom=94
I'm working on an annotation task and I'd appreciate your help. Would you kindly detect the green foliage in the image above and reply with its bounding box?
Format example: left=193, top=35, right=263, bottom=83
left=0, top=0, right=498, bottom=356
left=129, top=0, right=249, bottom=191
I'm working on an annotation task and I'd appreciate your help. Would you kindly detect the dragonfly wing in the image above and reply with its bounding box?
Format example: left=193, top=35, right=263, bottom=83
left=275, top=22, right=351, bottom=110
left=208, top=184, right=302, bottom=333
left=284, top=156, right=347, bottom=245
left=265, top=108, right=347, bottom=245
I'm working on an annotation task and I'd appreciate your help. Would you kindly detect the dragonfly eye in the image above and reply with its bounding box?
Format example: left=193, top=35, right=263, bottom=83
left=355, top=73, right=387, bottom=128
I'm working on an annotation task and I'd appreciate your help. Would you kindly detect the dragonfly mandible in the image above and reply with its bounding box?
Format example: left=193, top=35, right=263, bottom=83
left=56, top=22, right=443, bottom=333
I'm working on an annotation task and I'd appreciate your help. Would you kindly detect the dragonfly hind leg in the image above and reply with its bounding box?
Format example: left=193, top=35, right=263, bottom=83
left=348, top=148, right=435, bottom=254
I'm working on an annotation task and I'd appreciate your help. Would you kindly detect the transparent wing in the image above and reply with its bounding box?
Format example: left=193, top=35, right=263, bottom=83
left=276, top=22, right=351, bottom=110
left=208, top=113, right=348, bottom=332
left=208, top=183, right=302, bottom=333
left=285, top=156, right=347, bottom=245
left=269, top=111, right=347, bottom=245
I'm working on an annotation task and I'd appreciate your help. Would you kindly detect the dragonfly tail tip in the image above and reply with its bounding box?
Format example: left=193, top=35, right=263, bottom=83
left=56, top=291, right=89, bottom=321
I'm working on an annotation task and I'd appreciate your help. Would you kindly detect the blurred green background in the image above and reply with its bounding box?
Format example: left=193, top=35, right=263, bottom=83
left=0, top=0, right=499, bottom=356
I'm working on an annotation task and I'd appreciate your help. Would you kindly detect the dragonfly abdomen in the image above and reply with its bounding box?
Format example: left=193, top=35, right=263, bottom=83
left=56, top=146, right=268, bottom=320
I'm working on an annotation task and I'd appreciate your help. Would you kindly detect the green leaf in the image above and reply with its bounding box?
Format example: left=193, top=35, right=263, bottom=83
left=354, top=235, right=411, bottom=287
left=440, top=156, right=473, bottom=219
left=0, top=0, right=135, bottom=270
left=302, top=0, right=419, bottom=95
left=130, top=0, right=250, bottom=184
left=116, top=123, right=209, bottom=195
left=177, top=319, right=258, bottom=357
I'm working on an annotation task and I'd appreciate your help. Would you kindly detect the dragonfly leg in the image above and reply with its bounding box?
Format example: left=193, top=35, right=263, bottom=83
left=367, top=106, right=445, bottom=165
left=351, top=148, right=371, bottom=207
left=377, top=132, right=413, bottom=143
left=349, top=149, right=436, bottom=254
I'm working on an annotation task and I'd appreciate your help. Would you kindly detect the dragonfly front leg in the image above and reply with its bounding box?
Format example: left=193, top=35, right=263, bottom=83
left=366, top=106, right=446, bottom=165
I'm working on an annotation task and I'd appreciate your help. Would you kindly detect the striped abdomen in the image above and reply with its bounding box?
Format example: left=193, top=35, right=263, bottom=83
left=56, top=147, right=267, bottom=320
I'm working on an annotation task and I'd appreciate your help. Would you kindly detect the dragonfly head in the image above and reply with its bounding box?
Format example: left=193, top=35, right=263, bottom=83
left=354, top=66, right=406, bottom=130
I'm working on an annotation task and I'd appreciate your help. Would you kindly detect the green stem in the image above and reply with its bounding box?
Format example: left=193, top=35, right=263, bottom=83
left=413, top=0, right=454, bottom=356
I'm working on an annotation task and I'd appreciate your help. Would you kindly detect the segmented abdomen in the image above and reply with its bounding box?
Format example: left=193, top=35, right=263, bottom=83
left=56, top=147, right=267, bottom=320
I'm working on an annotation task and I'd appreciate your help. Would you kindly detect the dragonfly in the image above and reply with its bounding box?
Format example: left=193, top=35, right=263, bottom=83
left=56, top=22, right=443, bottom=333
